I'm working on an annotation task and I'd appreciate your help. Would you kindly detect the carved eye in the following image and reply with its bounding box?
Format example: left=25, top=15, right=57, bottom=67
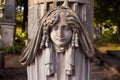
left=62, top=26, right=71, bottom=31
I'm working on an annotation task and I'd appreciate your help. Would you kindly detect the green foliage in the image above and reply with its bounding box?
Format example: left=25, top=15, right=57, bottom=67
left=94, top=0, right=120, bottom=25
left=16, top=12, right=23, bottom=27
left=101, top=28, right=113, bottom=42
left=16, top=12, right=23, bottom=22
left=1, top=27, right=27, bottom=54
left=94, top=0, right=120, bottom=43
left=2, top=45, right=22, bottom=54
left=96, top=28, right=120, bottom=43
left=95, top=20, right=120, bottom=43
left=15, top=27, right=27, bottom=47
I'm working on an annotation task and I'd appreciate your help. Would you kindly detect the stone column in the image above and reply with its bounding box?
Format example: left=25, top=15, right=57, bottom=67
left=28, top=1, right=39, bottom=39
left=28, top=0, right=94, bottom=39
left=0, top=0, right=16, bottom=46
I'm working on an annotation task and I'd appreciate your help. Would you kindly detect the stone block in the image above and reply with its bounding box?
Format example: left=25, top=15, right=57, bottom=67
left=2, top=0, right=16, bottom=23
left=0, top=22, right=15, bottom=46
left=29, top=0, right=94, bottom=6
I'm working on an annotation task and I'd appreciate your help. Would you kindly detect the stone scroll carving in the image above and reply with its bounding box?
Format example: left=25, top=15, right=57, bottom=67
left=20, top=7, right=95, bottom=80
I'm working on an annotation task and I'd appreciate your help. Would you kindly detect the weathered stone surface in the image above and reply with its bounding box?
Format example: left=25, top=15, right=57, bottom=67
left=0, top=22, right=15, bottom=46
left=84, top=5, right=94, bottom=38
left=0, top=0, right=16, bottom=46
left=2, top=0, right=16, bottom=23
left=29, top=0, right=94, bottom=5
left=28, top=5, right=39, bottom=39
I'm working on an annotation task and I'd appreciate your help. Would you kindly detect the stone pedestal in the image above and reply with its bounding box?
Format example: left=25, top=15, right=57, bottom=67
left=0, top=22, right=15, bottom=46
left=0, top=0, right=16, bottom=46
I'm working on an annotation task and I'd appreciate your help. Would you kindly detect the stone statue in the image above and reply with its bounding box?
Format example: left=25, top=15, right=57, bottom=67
left=20, top=6, right=95, bottom=80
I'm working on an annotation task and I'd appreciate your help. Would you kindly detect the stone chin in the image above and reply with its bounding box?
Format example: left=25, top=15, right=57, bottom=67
left=53, top=41, right=68, bottom=47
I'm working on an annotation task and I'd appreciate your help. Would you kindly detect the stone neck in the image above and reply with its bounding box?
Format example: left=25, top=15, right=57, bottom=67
left=54, top=45, right=68, bottom=53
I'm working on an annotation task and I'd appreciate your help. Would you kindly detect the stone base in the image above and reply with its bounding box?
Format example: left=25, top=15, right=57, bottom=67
left=0, top=22, right=15, bottom=46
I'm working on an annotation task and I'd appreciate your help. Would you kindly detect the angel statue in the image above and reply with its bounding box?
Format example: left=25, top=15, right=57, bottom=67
left=20, top=6, right=95, bottom=80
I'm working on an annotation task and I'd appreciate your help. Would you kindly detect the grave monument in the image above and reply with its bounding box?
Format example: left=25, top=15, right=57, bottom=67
left=20, top=6, right=95, bottom=80
left=0, top=0, right=16, bottom=46
left=20, top=0, right=95, bottom=80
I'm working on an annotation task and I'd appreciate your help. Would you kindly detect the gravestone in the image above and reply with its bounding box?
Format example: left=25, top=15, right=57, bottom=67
left=21, top=0, right=95, bottom=80
left=20, top=6, right=95, bottom=80
left=0, top=0, right=16, bottom=46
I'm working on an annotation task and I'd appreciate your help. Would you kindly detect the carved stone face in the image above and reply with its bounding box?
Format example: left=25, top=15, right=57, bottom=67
left=50, top=14, right=72, bottom=47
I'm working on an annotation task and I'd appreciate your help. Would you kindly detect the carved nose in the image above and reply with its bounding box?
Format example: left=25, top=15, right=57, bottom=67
left=57, top=28, right=63, bottom=38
